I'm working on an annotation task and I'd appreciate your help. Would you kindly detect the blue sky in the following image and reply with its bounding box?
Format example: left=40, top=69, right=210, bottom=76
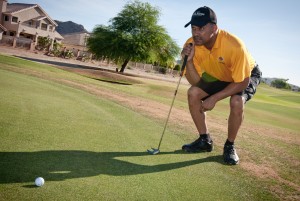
left=9, top=0, right=300, bottom=86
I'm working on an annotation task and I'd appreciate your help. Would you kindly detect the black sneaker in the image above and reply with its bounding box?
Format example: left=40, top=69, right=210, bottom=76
left=223, top=144, right=239, bottom=165
left=182, top=137, right=213, bottom=153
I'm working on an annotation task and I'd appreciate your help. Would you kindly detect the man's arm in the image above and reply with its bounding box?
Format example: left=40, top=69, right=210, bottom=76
left=181, top=43, right=201, bottom=86
left=185, top=61, right=201, bottom=85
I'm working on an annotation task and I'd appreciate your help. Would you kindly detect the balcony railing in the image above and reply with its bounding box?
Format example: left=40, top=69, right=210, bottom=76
left=0, top=35, right=14, bottom=45
left=20, top=24, right=55, bottom=38
left=16, top=37, right=31, bottom=48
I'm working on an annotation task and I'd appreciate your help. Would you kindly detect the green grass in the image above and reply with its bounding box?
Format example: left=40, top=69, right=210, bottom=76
left=1, top=54, right=299, bottom=200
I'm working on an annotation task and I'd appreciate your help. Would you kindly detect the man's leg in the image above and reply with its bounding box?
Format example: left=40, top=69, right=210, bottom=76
left=227, top=64, right=261, bottom=142
left=182, top=86, right=213, bottom=152
left=223, top=95, right=245, bottom=165
left=187, top=86, right=209, bottom=134
left=228, top=95, right=245, bottom=142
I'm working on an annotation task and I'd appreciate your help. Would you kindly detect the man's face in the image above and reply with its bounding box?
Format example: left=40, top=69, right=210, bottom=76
left=191, top=23, right=216, bottom=46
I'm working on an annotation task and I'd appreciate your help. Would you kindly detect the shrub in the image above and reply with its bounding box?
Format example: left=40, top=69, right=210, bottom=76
left=158, top=67, right=167, bottom=74
left=36, top=36, right=52, bottom=51
left=271, top=79, right=291, bottom=90
left=173, top=64, right=180, bottom=71
left=65, top=50, right=74, bottom=59
left=49, top=42, right=63, bottom=57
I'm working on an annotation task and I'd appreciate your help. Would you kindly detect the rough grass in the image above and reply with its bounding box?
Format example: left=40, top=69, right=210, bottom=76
left=1, top=54, right=299, bottom=200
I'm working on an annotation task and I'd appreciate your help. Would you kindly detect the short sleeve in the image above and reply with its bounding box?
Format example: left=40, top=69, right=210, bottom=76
left=230, top=46, right=251, bottom=82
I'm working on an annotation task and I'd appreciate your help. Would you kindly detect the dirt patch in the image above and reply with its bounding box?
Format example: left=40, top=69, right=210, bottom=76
left=241, top=161, right=300, bottom=199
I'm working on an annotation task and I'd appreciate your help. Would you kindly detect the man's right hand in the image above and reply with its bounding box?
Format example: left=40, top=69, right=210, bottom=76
left=181, top=43, right=194, bottom=62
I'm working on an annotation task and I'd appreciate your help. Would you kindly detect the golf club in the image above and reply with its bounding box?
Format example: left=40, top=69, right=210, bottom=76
left=147, top=47, right=190, bottom=155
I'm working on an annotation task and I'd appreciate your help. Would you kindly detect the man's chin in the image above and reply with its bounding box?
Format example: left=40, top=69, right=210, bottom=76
left=194, top=42, right=203, bottom=46
left=193, top=40, right=204, bottom=46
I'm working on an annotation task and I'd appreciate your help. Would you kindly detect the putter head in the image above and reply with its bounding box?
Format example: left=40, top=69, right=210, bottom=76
left=147, top=148, right=160, bottom=155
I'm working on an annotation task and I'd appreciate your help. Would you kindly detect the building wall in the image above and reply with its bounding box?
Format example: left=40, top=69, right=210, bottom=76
left=2, top=19, right=18, bottom=31
left=0, top=0, right=7, bottom=22
left=62, top=33, right=88, bottom=46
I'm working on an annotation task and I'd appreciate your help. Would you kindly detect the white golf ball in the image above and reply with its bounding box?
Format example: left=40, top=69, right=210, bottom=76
left=35, top=177, right=45, bottom=187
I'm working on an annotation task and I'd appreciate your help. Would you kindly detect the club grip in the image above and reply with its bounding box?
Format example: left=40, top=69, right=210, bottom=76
left=180, top=55, right=188, bottom=74
left=180, top=43, right=192, bottom=76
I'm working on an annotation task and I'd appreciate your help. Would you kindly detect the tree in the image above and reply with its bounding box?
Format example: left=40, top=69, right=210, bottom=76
left=87, top=0, right=180, bottom=73
left=271, top=79, right=291, bottom=90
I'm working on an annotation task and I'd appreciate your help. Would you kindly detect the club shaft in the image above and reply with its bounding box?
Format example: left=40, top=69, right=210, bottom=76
left=157, top=46, right=193, bottom=150
left=157, top=75, right=183, bottom=149
left=155, top=53, right=189, bottom=150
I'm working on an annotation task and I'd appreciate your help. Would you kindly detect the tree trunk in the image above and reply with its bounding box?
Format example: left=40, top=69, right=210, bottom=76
left=120, top=58, right=130, bottom=73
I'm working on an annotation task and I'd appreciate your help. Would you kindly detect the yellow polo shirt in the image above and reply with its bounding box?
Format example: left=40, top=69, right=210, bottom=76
left=185, top=29, right=256, bottom=82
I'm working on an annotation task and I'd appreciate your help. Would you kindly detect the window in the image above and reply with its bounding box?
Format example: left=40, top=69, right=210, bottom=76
left=41, top=23, right=47, bottom=30
left=4, top=15, right=9, bottom=21
left=12, top=16, right=18, bottom=23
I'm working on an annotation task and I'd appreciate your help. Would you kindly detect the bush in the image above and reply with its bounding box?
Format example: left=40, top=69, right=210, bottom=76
left=158, top=67, right=167, bottom=74
left=36, top=36, right=52, bottom=51
left=173, top=64, right=180, bottom=71
left=271, top=79, right=291, bottom=90
left=49, top=42, right=63, bottom=57
left=64, top=50, right=74, bottom=59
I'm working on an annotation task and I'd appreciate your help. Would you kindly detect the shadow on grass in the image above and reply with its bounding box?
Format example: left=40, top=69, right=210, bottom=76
left=14, top=56, right=139, bottom=85
left=0, top=150, right=223, bottom=184
left=88, top=77, right=132, bottom=85
left=14, top=56, right=107, bottom=71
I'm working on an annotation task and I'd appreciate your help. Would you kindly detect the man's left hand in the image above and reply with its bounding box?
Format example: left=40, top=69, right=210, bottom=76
left=201, top=96, right=217, bottom=112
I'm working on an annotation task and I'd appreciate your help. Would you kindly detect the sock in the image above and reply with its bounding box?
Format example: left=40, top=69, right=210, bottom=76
left=225, top=139, right=234, bottom=146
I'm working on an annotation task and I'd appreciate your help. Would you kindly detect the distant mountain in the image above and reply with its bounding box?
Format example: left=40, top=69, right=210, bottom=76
left=55, top=20, right=88, bottom=35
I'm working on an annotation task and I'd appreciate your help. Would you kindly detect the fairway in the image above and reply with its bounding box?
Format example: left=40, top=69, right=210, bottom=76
left=0, top=55, right=299, bottom=200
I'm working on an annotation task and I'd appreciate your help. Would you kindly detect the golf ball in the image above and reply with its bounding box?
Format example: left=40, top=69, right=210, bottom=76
left=35, top=177, right=45, bottom=187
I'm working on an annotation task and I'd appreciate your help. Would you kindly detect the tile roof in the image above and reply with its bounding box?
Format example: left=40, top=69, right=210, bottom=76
left=3, top=3, right=57, bottom=26
left=54, top=31, right=64, bottom=40
left=5, top=3, right=36, bottom=14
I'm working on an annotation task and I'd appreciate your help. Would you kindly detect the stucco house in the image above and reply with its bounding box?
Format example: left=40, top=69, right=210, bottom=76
left=0, top=0, right=63, bottom=50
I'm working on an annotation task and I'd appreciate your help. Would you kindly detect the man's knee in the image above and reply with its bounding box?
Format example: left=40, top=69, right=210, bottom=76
left=188, top=86, right=208, bottom=101
left=188, top=86, right=198, bottom=101
left=230, top=95, right=244, bottom=114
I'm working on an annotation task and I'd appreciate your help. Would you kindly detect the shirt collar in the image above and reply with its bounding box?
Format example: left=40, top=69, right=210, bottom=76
left=212, top=29, right=221, bottom=49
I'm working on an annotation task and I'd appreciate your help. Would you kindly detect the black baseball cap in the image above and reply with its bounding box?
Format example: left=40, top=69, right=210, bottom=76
left=184, top=6, right=217, bottom=28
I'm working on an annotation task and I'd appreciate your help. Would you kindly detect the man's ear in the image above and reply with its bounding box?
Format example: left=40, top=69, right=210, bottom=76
left=212, top=24, right=218, bottom=31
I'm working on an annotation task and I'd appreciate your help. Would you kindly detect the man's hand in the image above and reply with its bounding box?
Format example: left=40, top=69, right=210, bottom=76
left=201, top=96, right=217, bottom=112
left=181, top=43, right=194, bottom=62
